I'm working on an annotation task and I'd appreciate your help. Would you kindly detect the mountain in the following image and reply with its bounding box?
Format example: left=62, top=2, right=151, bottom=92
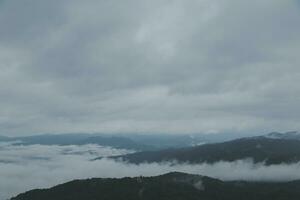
left=0, top=135, right=11, bottom=141
left=78, top=136, right=152, bottom=150
left=109, top=134, right=300, bottom=165
left=11, top=172, right=300, bottom=200
left=2, top=131, right=299, bottom=152
left=264, top=131, right=300, bottom=140
left=0, top=134, right=152, bottom=151
left=0, top=132, right=251, bottom=151
left=120, top=133, right=247, bottom=149
left=122, top=134, right=206, bottom=149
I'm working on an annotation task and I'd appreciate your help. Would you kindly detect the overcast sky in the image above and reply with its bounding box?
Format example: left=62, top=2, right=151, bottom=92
left=1, top=0, right=300, bottom=136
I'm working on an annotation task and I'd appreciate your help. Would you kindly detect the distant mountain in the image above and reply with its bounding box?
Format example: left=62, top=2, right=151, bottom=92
left=0, top=135, right=11, bottom=141
left=78, top=136, right=152, bottom=150
left=109, top=135, right=300, bottom=165
left=122, top=133, right=236, bottom=149
left=123, top=134, right=206, bottom=149
left=0, top=132, right=250, bottom=151
left=11, top=172, right=300, bottom=200
left=2, top=131, right=299, bottom=152
left=263, top=131, right=300, bottom=140
left=0, top=134, right=152, bottom=151
left=120, top=132, right=256, bottom=149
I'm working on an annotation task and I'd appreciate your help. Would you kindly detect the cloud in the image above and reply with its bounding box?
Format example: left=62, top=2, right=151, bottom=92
left=2, top=143, right=300, bottom=199
left=0, top=142, right=133, bottom=200
left=1, top=0, right=300, bottom=136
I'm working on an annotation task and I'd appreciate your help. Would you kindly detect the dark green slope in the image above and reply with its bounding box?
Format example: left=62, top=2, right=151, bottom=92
left=110, top=137, right=300, bottom=164
left=11, top=172, right=300, bottom=200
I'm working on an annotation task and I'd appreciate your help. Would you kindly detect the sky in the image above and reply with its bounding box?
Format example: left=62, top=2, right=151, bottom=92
left=1, top=0, right=300, bottom=136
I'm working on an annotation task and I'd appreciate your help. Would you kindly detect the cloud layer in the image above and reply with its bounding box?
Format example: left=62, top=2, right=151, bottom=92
left=2, top=143, right=300, bottom=199
left=0, top=142, right=133, bottom=200
left=1, top=0, right=300, bottom=136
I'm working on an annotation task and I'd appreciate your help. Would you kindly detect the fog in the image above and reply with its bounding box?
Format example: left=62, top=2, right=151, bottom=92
left=1, top=143, right=300, bottom=199
left=0, top=142, right=133, bottom=200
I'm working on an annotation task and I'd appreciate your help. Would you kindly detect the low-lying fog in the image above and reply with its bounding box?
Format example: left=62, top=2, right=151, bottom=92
left=1, top=142, right=300, bottom=200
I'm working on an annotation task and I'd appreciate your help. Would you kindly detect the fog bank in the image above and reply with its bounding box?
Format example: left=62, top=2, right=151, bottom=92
left=1, top=143, right=300, bottom=199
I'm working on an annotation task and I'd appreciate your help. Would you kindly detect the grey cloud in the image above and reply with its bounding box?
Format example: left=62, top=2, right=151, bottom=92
left=0, top=0, right=300, bottom=135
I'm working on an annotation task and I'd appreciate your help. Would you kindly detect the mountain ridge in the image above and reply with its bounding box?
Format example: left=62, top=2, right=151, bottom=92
left=107, top=132, right=300, bottom=165
left=11, top=172, right=300, bottom=200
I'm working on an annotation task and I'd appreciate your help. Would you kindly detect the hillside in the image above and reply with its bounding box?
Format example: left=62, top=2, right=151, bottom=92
left=11, top=172, right=300, bottom=200
left=109, top=136, right=300, bottom=165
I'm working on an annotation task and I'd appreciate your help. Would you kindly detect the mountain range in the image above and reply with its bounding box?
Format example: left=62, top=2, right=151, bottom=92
left=108, top=132, right=300, bottom=165
left=0, top=132, right=252, bottom=150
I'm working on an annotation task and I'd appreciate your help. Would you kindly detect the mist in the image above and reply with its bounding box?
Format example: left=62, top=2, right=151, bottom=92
left=1, top=143, right=300, bottom=200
